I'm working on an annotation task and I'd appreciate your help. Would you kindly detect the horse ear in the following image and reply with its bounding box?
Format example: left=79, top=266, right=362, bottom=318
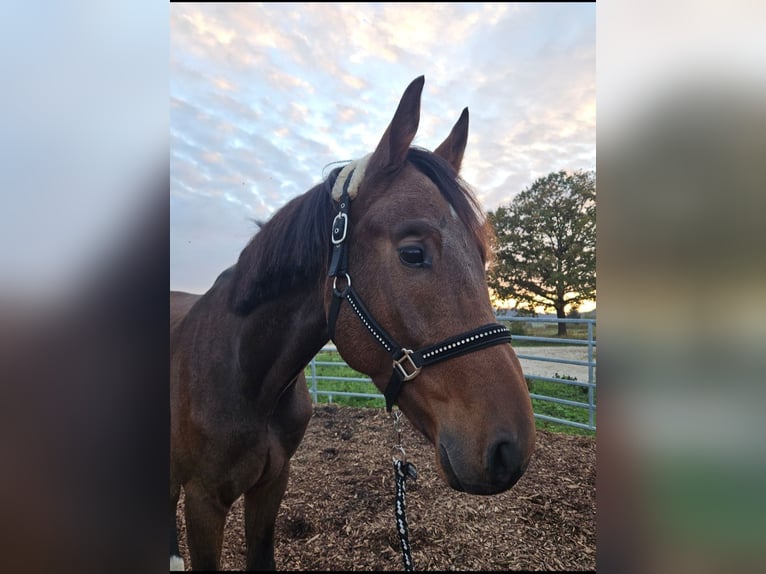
left=366, top=75, right=424, bottom=178
left=434, top=107, right=469, bottom=173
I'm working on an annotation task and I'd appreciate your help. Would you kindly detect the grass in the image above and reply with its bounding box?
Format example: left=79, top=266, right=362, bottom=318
left=526, top=375, right=596, bottom=436
left=305, top=351, right=386, bottom=408
left=304, top=347, right=596, bottom=436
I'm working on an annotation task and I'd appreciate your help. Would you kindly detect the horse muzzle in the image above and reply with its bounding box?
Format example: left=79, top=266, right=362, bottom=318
left=438, top=431, right=532, bottom=495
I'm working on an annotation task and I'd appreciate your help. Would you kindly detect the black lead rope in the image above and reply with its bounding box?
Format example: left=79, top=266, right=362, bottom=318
left=394, top=459, right=417, bottom=571
left=391, top=408, right=417, bottom=571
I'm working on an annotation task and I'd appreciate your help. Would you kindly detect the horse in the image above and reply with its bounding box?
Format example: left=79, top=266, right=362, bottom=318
left=170, top=76, right=536, bottom=571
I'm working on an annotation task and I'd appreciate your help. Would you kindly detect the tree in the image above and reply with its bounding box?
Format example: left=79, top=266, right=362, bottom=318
left=487, top=170, right=595, bottom=336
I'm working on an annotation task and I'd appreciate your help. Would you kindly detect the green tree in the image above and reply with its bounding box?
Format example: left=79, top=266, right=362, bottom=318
left=488, top=170, right=596, bottom=336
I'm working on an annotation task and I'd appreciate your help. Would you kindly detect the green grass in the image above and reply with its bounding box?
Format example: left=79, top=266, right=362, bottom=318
left=526, top=376, right=596, bottom=436
left=304, top=351, right=386, bottom=408
left=304, top=351, right=596, bottom=436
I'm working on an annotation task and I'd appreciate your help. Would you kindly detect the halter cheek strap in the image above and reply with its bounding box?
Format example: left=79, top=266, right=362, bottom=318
left=327, top=166, right=512, bottom=412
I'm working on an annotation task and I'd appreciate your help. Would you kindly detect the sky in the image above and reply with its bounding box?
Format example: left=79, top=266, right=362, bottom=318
left=170, top=2, right=595, bottom=294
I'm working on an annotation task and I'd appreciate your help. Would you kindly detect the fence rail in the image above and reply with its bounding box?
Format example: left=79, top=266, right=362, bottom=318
left=306, top=316, right=597, bottom=432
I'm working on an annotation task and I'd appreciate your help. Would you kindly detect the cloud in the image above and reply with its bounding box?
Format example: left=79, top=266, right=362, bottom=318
left=170, top=2, right=595, bottom=292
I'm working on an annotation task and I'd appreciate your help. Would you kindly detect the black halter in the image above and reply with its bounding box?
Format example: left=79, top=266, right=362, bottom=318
left=327, top=170, right=512, bottom=411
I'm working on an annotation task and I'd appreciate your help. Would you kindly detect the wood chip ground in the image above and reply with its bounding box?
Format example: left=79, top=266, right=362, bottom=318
left=175, top=405, right=596, bottom=571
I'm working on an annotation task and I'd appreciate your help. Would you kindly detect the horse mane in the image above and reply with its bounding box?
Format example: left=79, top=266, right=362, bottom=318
left=228, top=168, right=341, bottom=315
left=228, top=148, right=492, bottom=315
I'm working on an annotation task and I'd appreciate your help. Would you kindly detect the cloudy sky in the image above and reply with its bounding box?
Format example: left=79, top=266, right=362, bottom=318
left=170, top=2, right=595, bottom=294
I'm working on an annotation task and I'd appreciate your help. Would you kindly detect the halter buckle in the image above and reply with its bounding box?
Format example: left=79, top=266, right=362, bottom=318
left=331, top=212, right=348, bottom=244
left=393, top=349, right=421, bottom=381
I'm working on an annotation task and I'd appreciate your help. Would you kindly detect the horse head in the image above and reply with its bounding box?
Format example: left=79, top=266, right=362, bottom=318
left=326, top=76, right=535, bottom=495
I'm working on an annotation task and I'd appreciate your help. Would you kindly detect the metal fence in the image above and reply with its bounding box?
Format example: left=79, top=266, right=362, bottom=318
left=306, top=316, right=596, bottom=432
left=503, top=316, right=597, bottom=432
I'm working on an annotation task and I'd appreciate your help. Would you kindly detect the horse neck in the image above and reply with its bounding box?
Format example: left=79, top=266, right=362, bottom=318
left=236, top=279, right=329, bottom=402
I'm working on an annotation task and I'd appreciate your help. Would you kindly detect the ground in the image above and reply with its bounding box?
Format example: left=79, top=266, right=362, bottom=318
left=175, top=405, right=596, bottom=571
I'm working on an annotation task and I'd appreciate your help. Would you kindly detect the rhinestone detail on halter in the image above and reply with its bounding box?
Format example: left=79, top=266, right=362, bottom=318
left=346, top=291, right=393, bottom=353
left=422, top=326, right=507, bottom=360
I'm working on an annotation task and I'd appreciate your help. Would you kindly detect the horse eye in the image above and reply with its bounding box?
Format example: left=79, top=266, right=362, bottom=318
left=398, top=246, right=425, bottom=267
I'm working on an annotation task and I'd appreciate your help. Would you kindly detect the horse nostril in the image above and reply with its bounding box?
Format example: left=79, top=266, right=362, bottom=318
left=488, top=438, right=525, bottom=488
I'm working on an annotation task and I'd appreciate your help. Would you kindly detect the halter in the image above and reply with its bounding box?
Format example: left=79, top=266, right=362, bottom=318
left=326, top=163, right=513, bottom=412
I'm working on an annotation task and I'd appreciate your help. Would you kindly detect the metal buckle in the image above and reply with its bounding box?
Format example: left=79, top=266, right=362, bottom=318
left=331, top=212, right=348, bottom=244
left=393, top=349, right=421, bottom=381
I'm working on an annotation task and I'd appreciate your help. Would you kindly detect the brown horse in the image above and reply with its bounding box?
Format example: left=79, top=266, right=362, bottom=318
left=170, top=76, right=535, bottom=571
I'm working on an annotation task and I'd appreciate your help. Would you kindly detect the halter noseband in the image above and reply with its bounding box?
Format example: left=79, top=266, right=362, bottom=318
left=326, top=164, right=513, bottom=412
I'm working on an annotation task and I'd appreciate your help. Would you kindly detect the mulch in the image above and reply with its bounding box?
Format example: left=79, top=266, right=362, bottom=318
left=175, top=405, right=596, bottom=571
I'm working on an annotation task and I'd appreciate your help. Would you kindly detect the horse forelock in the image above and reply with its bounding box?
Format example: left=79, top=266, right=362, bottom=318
left=405, top=147, right=493, bottom=264
left=334, top=147, right=491, bottom=263
left=228, top=148, right=491, bottom=315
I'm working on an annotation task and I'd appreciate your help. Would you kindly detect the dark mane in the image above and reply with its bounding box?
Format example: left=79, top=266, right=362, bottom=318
left=229, top=149, right=492, bottom=315
left=228, top=167, right=342, bottom=315
left=407, top=147, right=493, bottom=263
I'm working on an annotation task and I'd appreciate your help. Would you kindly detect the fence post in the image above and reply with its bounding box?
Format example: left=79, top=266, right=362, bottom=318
left=310, top=357, right=318, bottom=403
left=587, top=320, right=595, bottom=429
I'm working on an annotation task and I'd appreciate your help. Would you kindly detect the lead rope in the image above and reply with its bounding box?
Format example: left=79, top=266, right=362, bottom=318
left=391, top=408, right=417, bottom=571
